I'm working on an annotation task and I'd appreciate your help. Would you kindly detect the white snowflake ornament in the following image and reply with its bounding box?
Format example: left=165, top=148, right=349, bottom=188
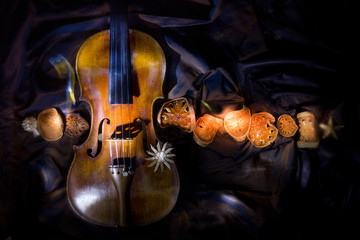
left=146, top=142, right=175, bottom=172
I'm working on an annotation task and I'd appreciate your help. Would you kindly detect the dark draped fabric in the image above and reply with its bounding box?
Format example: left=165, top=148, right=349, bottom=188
left=1, top=0, right=360, bottom=239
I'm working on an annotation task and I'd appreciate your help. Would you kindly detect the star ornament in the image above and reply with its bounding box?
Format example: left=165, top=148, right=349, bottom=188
left=146, top=142, right=176, bottom=172
left=319, top=116, right=344, bottom=140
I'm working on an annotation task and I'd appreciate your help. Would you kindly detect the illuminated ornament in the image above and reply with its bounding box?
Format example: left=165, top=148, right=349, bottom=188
left=193, top=114, right=223, bottom=147
left=224, top=105, right=251, bottom=142
left=277, top=114, right=298, bottom=137
left=296, top=111, right=319, bottom=148
left=319, top=116, right=344, bottom=140
left=157, top=97, right=196, bottom=132
left=22, top=116, right=40, bottom=137
left=248, top=112, right=278, bottom=148
left=146, top=142, right=175, bottom=172
left=37, top=108, right=64, bottom=141
left=65, top=113, right=90, bottom=137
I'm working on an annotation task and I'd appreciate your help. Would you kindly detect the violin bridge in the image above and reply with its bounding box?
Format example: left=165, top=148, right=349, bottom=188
left=106, top=138, right=136, bottom=159
left=107, top=138, right=136, bottom=176
left=106, top=137, right=134, bottom=141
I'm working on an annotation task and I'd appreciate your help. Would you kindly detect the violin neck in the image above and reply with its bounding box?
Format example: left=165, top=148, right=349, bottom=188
left=109, top=0, right=133, bottom=105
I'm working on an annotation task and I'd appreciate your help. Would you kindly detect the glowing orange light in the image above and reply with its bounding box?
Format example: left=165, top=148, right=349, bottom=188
left=223, top=105, right=251, bottom=142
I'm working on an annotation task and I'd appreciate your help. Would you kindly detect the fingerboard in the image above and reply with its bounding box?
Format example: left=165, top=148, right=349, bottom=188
left=109, top=0, right=133, bottom=105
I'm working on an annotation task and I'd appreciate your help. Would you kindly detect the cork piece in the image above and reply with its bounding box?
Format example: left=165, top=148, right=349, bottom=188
left=296, top=111, right=319, bottom=148
left=37, top=108, right=64, bottom=141
left=193, top=114, right=223, bottom=147
left=277, top=114, right=298, bottom=137
left=248, top=112, right=278, bottom=148
left=65, top=113, right=90, bottom=137
left=157, top=97, right=196, bottom=132
left=224, top=105, right=251, bottom=142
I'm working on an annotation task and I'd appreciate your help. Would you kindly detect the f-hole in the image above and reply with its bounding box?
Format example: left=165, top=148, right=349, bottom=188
left=87, top=118, right=110, bottom=157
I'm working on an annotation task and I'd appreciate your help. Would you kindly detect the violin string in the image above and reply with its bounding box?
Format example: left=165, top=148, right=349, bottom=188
left=127, top=108, right=132, bottom=173
left=125, top=28, right=132, bottom=170
left=114, top=7, right=120, bottom=171
left=120, top=3, right=127, bottom=173
left=109, top=17, right=115, bottom=169
left=109, top=48, right=113, bottom=168
left=127, top=31, right=132, bottom=173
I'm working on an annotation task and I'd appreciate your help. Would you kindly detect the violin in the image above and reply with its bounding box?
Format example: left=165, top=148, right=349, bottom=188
left=66, top=0, right=179, bottom=227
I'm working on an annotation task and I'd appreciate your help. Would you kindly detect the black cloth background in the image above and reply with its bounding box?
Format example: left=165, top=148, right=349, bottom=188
left=1, top=0, right=360, bottom=239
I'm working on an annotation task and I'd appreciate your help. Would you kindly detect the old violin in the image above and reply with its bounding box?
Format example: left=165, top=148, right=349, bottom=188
left=66, top=0, right=179, bottom=227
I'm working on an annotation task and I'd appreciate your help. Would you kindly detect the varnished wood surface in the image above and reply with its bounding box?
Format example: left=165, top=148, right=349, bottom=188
left=67, top=29, right=180, bottom=227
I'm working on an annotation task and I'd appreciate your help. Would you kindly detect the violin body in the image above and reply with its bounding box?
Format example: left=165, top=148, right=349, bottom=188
left=67, top=29, right=179, bottom=227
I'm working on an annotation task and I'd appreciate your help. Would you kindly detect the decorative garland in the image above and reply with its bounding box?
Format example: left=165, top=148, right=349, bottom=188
left=157, top=97, right=344, bottom=149
left=21, top=97, right=343, bottom=151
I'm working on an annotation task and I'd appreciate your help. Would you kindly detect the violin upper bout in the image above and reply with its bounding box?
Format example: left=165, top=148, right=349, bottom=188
left=129, top=29, right=166, bottom=100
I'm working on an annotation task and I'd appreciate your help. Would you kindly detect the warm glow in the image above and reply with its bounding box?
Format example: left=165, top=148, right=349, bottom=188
left=216, top=105, right=238, bottom=119
left=223, top=105, right=251, bottom=142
